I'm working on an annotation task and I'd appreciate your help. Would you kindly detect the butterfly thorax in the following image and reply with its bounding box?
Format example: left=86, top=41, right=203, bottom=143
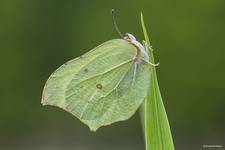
left=123, top=33, right=148, bottom=63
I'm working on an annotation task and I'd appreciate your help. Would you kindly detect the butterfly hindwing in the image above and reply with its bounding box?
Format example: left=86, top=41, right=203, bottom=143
left=42, top=39, right=150, bottom=131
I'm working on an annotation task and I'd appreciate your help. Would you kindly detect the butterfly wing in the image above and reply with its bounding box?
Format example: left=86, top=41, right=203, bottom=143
left=42, top=39, right=150, bottom=131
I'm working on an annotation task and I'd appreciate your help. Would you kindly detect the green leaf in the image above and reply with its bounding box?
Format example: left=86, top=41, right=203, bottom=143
left=140, top=13, right=175, bottom=150
left=42, top=39, right=151, bottom=131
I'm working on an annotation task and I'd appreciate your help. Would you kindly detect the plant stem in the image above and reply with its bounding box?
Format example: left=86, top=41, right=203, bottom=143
left=140, top=13, right=175, bottom=150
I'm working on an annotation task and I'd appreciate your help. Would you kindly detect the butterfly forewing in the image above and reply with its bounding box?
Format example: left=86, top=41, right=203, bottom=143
left=42, top=39, right=150, bottom=131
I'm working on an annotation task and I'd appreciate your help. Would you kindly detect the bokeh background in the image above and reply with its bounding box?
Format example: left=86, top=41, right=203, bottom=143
left=1, top=0, right=225, bottom=149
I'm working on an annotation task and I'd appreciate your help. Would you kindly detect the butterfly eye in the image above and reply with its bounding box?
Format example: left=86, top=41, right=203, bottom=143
left=123, top=34, right=131, bottom=41
left=126, top=33, right=136, bottom=41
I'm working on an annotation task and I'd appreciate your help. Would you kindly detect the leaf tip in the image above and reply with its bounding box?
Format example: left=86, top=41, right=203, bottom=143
left=140, top=11, right=143, bottom=17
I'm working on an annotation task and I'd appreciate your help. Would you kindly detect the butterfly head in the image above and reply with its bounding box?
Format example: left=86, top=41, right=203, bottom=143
left=123, top=33, right=136, bottom=42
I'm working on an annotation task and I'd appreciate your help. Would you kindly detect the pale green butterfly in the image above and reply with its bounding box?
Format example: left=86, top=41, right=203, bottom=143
left=41, top=10, right=158, bottom=131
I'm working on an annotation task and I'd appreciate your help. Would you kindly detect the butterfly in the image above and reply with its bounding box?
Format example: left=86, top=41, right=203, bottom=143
left=41, top=10, right=158, bottom=131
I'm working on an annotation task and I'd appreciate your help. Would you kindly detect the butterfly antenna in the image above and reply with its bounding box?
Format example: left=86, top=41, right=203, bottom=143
left=111, top=9, right=124, bottom=38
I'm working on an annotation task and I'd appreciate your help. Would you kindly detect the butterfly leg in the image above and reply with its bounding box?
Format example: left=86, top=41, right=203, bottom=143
left=146, top=61, right=160, bottom=67
left=142, top=40, right=153, bottom=51
left=142, top=40, right=160, bottom=67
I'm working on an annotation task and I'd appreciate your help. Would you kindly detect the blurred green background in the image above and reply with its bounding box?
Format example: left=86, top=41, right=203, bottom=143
left=1, top=0, right=225, bottom=149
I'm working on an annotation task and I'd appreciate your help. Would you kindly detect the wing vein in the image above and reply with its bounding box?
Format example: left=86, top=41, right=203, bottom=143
left=65, top=58, right=134, bottom=98
left=77, top=62, right=134, bottom=122
left=80, top=89, right=98, bottom=119
left=76, top=58, right=133, bottom=83
left=101, top=62, right=134, bottom=99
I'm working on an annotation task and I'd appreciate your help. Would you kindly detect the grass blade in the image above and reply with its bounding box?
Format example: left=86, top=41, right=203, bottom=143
left=140, top=13, right=175, bottom=150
